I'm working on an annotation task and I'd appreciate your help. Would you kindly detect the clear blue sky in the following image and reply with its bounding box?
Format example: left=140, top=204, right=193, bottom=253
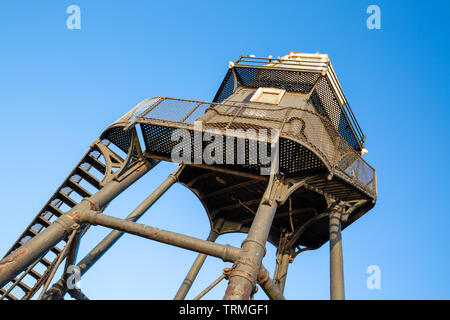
left=0, top=0, right=449, bottom=299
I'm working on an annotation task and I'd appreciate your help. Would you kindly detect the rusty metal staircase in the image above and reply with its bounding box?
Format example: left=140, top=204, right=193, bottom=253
left=0, top=139, right=129, bottom=300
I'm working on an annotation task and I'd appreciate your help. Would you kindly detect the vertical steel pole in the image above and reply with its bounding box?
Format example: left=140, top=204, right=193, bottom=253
left=42, top=166, right=181, bottom=299
left=223, top=197, right=278, bottom=300
left=274, top=251, right=290, bottom=293
left=0, top=160, right=156, bottom=288
left=329, top=210, right=345, bottom=300
left=174, top=230, right=218, bottom=300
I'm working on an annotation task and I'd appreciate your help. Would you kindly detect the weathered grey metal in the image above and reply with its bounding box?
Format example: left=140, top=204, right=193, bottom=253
left=63, top=229, right=82, bottom=276
left=34, top=166, right=287, bottom=301
left=174, top=230, right=219, bottom=300
left=42, top=165, right=181, bottom=299
left=190, top=266, right=285, bottom=301
left=274, top=251, right=290, bottom=293
left=37, top=230, right=78, bottom=300
left=0, top=213, right=80, bottom=289
left=223, top=180, right=279, bottom=300
left=257, top=265, right=286, bottom=300
left=74, top=164, right=182, bottom=275
left=58, top=227, right=83, bottom=296
left=123, top=92, right=376, bottom=253
left=49, top=208, right=286, bottom=300
left=329, top=210, right=345, bottom=300
left=0, top=259, right=41, bottom=300
left=52, top=207, right=285, bottom=300
left=80, top=211, right=240, bottom=262
left=0, top=159, right=156, bottom=289
left=0, top=140, right=119, bottom=299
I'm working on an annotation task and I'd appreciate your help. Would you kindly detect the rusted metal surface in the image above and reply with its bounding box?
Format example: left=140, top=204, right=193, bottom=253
left=38, top=230, right=78, bottom=300
left=224, top=189, right=278, bottom=300
left=0, top=248, right=29, bottom=274
left=329, top=210, right=345, bottom=300
left=80, top=211, right=241, bottom=262
left=274, top=250, right=290, bottom=293
left=257, top=266, right=285, bottom=300
left=44, top=165, right=179, bottom=299
left=0, top=158, right=156, bottom=290
left=0, top=141, right=114, bottom=299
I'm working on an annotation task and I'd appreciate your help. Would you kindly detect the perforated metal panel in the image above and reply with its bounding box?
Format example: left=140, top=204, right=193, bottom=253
left=309, top=77, right=360, bottom=150
left=236, top=67, right=321, bottom=93
left=213, top=69, right=236, bottom=104
left=213, top=60, right=365, bottom=152
left=103, top=127, right=131, bottom=154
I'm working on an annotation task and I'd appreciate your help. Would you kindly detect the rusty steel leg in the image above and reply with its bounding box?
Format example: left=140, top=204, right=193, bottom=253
left=174, top=230, right=219, bottom=300
left=42, top=166, right=182, bottom=299
left=45, top=208, right=284, bottom=300
left=0, top=214, right=80, bottom=289
left=80, top=211, right=239, bottom=261
left=258, top=266, right=285, bottom=300
left=69, top=166, right=180, bottom=275
left=80, top=210, right=286, bottom=300
left=0, top=160, right=156, bottom=289
left=274, top=251, right=290, bottom=293
left=223, top=197, right=278, bottom=300
left=38, top=230, right=78, bottom=300
left=329, top=211, right=345, bottom=300
left=63, top=229, right=83, bottom=275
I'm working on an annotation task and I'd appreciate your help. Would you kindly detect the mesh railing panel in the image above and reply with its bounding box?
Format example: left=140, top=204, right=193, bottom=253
left=213, top=65, right=364, bottom=151
left=236, top=67, right=320, bottom=93
left=114, top=97, right=161, bottom=124
left=310, top=77, right=360, bottom=150
left=213, top=69, right=236, bottom=103
left=132, top=97, right=376, bottom=196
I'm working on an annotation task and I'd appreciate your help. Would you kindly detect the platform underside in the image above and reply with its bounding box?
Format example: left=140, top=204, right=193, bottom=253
left=102, top=120, right=375, bottom=250
left=177, top=165, right=374, bottom=250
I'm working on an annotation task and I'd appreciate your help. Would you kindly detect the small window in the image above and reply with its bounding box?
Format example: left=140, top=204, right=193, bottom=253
left=250, top=87, right=286, bottom=105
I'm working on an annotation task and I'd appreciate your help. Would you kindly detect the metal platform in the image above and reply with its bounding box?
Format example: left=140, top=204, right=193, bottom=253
left=101, top=94, right=376, bottom=251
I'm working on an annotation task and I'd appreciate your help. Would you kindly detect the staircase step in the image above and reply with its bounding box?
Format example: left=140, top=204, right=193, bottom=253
left=37, top=216, right=52, bottom=228
left=27, top=269, right=43, bottom=281
left=66, top=179, right=91, bottom=198
left=50, top=246, right=62, bottom=256
left=57, top=191, right=78, bottom=208
left=40, top=257, right=52, bottom=268
left=85, top=154, right=106, bottom=175
left=75, top=167, right=102, bottom=190
left=14, top=280, right=31, bottom=293
left=47, top=203, right=64, bottom=217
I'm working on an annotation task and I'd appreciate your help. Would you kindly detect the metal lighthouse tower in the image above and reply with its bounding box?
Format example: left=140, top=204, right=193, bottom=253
left=0, top=52, right=376, bottom=300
